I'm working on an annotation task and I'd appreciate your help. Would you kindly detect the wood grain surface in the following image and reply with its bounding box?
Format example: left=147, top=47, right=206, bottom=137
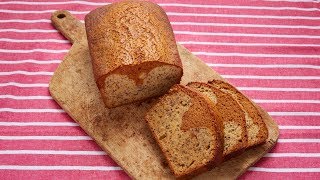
left=49, top=11, right=279, bottom=180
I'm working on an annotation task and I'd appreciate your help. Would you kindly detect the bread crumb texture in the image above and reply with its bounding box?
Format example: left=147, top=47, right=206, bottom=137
left=145, top=85, right=223, bottom=178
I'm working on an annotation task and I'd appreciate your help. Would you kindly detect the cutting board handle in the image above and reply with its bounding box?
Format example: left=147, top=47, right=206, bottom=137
left=51, top=10, right=86, bottom=44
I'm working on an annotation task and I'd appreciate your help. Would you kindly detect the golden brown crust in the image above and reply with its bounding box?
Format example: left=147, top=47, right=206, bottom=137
left=145, top=85, right=224, bottom=179
left=85, top=0, right=182, bottom=82
left=208, top=80, right=268, bottom=147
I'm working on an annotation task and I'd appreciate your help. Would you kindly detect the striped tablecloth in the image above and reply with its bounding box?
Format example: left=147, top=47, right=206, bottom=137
left=1, top=0, right=319, bottom=179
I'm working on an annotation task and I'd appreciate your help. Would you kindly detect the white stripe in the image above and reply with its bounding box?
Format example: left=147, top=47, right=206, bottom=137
left=175, top=30, right=320, bottom=39
left=0, top=122, right=78, bottom=126
left=249, top=167, right=320, bottom=172
left=265, top=153, right=320, bottom=157
left=0, top=38, right=69, bottom=43
left=180, top=41, right=320, bottom=47
left=222, top=75, right=320, bottom=80
left=207, top=63, right=320, bottom=69
left=0, top=71, right=53, bottom=76
left=0, top=60, right=61, bottom=64
left=0, top=95, right=52, bottom=100
left=0, top=136, right=91, bottom=140
left=2, top=9, right=320, bottom=20
left=0, top=165, right=121, bottom=171
left=238, top=87, right=320, bottom=92
left=0, top=19, right=50, bottom=23
left=0, top=108, right=65, bottom=113
left=0, top=29, right=57, bottom=33
left=255, top=99, right=320, bottom=103
left=269, top=112, right=320, bottom=116
left=0, top=150, right=104, bottom=155
left=5, top=18, right=320, bottom=30
left=0, top=82, right=48, bottom=87
left=172, top=22, right=320, bottom=29
left=0, top=1, right=320, bottom=11
left=0, top=49, right=68, bottom=53
left=194, top=51, right=320, bottom=58
left=279, top=125, right=320, bottom=129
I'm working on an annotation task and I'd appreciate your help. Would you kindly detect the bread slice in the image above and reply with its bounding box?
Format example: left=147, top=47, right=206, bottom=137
left=208, top=80, right=268, bottom=147
left=187, top=82, right=247, bottom=158
left=145, top=84, right=223, bottom=179
left=85, top=1, right=183, bottom=108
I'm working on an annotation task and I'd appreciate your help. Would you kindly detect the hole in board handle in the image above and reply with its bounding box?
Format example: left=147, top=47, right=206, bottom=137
left=57, top=14, right=66, bottom=19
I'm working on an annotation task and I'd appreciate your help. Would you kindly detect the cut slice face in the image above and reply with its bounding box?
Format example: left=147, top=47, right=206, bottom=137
left=208, top=80, right=268, bottom=147
left=187, top=82, right=248, bottom=158
left=145, top=84, right=223, bottom=179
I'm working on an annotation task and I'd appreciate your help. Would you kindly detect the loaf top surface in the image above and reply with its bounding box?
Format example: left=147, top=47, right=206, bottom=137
left=85, top=0, right=182, bottom=81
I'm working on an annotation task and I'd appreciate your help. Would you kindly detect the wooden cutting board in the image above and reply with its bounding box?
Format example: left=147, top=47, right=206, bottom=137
left=49, top=10, right=279, bottom=180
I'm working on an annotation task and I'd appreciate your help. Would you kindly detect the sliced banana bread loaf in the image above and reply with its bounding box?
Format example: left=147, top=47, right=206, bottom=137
left=85, top=1, right=183, bottom=108
left=145, top=84, right=223, bottom=179
left=187, top=82, right=247, bottom=158
left=208, top=80, right=268, bottom=147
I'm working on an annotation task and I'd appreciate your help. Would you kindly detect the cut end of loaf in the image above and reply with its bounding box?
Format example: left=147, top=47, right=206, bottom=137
left=99, top=62, right=182, bottom=108
left=145, top=85, right=223, bottom=179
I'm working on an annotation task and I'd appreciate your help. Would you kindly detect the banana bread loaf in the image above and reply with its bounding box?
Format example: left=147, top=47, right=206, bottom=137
left=85, top=1, right=183, bottom=108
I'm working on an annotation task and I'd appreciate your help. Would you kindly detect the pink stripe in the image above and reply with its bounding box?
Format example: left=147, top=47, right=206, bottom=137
left=241, top=171, right=320, bottom=180
left=0, top=154, right=118, bottom=166
left=0, top=87, right=50, bottom=96
left=184, top=44, right=320, bottom=55
left=0, top=64, right=59, bottom=72
left=271, top=143, right=320, bottom=153
left=214, top=67, right=320, bottom=76
left=237, top=91, right=319, bottom=101
left=0, top=112, right=72, bottom=122
left=0, top=76, right=51, bottom=83
left=176, top=35, right=320, bottom=45
left=0, top=140, right=100, bottom=151
left=255, top=157, right=320, bottom=168
left=228, top=79, right=320, bottom=88
left=0, top=170, right=129, bottom=180
left=0, top=126, right=85, bottom=136
left=0, top=42, right=70, bottom=50
left=272, top=116, right=320, bottom=126
left=259, top=103, right=320, bottom=112
left=279, top=129, right=320, bottom=139
left=0, top=53, right=64, bottom=61
left=199, top=56, right=320, bottom=65
left=0, top=99, right=60, bottom=109
left=0, top=32, right=64, bottom=39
